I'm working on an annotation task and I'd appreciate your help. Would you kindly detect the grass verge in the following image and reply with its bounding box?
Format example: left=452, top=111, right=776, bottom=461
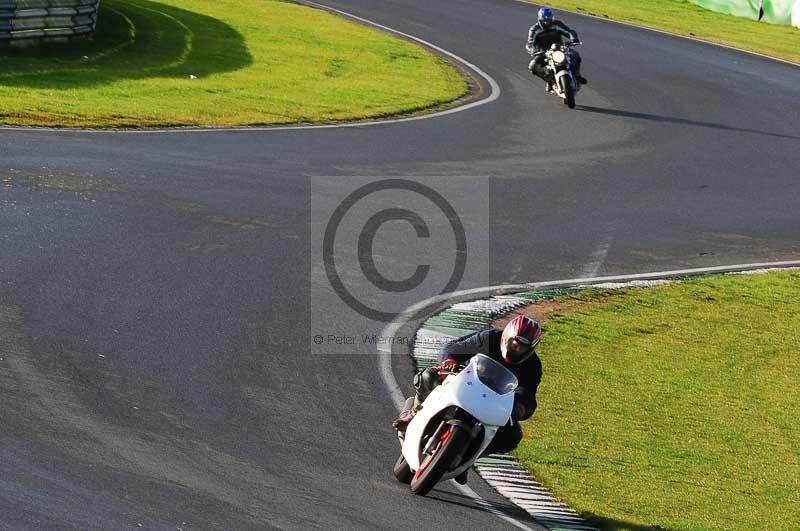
left=0, top=0, right=467, bottom=128
left=509, top=270, right=800, bottom=531
left=527, top=0, right=800, bottom=64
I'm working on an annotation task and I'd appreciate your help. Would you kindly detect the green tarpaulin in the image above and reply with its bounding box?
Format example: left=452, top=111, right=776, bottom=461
left=688, top=0, right=799, bottom=26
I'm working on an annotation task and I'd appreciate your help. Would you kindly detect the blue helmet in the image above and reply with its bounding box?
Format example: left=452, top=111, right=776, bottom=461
left=538, top=7, right=554, bottom=27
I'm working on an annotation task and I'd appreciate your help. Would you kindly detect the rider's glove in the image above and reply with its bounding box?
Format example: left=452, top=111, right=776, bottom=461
left=440, top=358, right=458, bottom=372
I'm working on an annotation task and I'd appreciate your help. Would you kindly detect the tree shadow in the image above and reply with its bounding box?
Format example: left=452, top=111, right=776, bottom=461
left=0, top=0, right=252, bottom=89
left=577, top=105, right=800, bottom=141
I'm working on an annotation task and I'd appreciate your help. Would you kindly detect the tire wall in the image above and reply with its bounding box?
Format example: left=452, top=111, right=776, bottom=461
left=687, top=0, right=799, bottom=26
left=0, top=0, right=101, bottom=44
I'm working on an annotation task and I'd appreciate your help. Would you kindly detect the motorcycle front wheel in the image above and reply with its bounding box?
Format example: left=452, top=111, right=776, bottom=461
left=562, top=77, right=576, bottom=109
left=409, top=423, right=469, bottom=496
left=393, top=453, right=413, bottom=484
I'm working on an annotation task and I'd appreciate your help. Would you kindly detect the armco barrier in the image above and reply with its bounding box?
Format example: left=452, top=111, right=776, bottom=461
left=688, top=0, right=800, bottom=27
left=0, top=0, right=100, bottom=44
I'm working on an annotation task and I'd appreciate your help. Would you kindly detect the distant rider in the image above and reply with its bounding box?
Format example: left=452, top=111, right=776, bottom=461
left=526, top=7, right=587, bottom=92
left=392, top=315, right=543, bottom=484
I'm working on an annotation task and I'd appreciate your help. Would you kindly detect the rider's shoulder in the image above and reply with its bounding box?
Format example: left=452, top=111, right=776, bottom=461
left=471, top=327, right=499, bottom=340
left=451, top=327, right=494, bottom=345
left=472, top=327, right=500, bottom=343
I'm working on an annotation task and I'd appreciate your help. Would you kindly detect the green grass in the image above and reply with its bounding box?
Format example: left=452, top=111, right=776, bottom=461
left=0, top=0, right=467, bottom=128
left=515, top=270, right=800, bottom=531
left=529, top=0, right=800, bottom=64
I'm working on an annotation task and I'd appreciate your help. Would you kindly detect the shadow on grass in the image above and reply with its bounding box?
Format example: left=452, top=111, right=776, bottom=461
left=577, top=105, right=800, bottom=140
left=584, top=513, right=680, bottom=531
left=0, top=0, right=252, bottom=88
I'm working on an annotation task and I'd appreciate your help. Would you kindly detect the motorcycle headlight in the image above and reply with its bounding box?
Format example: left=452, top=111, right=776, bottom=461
left=552, top=50, right=566, bottom=65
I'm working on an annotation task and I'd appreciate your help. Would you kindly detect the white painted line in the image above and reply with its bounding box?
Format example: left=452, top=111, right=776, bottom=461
left=299, top=0, right=502, bottom=111
left=478, top=477, right=547, bottom=486
left=479, top=471, right=543, bottom=479
left=494, top=492, right=553, bottom=502
left=591, top=279, right=674, bottom=289
left=495, top=483, right=549, bottom=489
left=579, top=221, right=616, bottom=279
left=489, top=484, right=549, bottom=493
left=481, top=481, right=548, bottom=489
left=527, top=260, right=800, bottom=290
left=732, top=267, right=797, bottom=275
left=490, top=485, right=550, bottom=493
left=479, top=477, right=540, bottom=483
left=0, top=1, right=500, bottom=135
left=479, top=466, right=525, bottom=471
left=479, top=474, right=543, bottom=480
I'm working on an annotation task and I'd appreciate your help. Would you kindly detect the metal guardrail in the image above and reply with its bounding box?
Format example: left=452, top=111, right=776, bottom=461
left=0, top=0, right=100, bottom=44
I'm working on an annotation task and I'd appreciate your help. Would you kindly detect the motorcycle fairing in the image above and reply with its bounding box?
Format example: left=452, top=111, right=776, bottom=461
left=401, top=356, right=514, bottom=471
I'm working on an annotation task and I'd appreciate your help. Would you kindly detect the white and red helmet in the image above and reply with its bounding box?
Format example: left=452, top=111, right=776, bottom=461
left=500, top=315, right=542, bottom=364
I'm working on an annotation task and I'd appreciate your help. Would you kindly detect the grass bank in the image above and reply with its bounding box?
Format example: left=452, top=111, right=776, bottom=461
left=511, top=270, right=800, bottom=531
left=530, top=0, right=800, bottom=64
left=0, top=0, right=467, bottom=128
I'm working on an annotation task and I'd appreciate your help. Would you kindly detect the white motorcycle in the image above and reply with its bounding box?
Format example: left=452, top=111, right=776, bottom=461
left=393, top=354, right=518, bottom=495
left=529, top=41, right=581, bottom=108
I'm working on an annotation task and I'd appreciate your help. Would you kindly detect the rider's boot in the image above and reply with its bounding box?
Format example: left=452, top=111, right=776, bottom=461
left=574, top=66, right=587, bottom=85
left=391, top=409, right=413, bottom=431
left=454, top=469, right=469, bottom=485
left=544, top=81, right=554, bottom=93
left=393, top=367, right=444, bottom=432
left=392, top=396, right=422, bottom=432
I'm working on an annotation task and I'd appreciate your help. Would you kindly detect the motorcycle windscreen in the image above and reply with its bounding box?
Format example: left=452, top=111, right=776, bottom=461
left=473, top=354, right=518, bottom=395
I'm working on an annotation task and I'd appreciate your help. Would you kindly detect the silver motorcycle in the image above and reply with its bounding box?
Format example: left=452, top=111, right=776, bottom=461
left=529, top=41, right=581, bottom=108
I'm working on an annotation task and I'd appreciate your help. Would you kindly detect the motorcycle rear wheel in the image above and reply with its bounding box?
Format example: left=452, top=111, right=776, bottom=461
left=409, top=423, right=469, bottom=496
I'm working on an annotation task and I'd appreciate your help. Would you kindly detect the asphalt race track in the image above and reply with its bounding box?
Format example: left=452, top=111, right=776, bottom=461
left=1, top=0, right=799, bottom=529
